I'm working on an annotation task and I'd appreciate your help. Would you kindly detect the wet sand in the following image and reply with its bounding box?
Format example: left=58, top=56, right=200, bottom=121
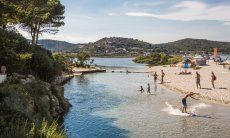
left=148, top=60, right=230, bottom=105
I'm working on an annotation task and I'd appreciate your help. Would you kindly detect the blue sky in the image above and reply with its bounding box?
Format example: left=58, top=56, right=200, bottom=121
left=20, top=0, right=230, bottom=44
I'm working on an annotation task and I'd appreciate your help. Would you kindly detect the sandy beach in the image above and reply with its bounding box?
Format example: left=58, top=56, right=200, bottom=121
left=149, top=60, right=230, bottom=105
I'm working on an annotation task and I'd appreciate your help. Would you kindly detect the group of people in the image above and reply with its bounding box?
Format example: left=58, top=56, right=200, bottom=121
left=139, top=70, right=165, bottom=94
left=195, top=71, right=217, bottom=89
left=140, top=84, right=151, bottom=93
left=139, top=69, right=217, bottom=113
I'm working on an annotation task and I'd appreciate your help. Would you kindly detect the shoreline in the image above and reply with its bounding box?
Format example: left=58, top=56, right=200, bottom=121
left=148, top=60, right=230, bottom=106
left=158, top=80, right=230, bottom=106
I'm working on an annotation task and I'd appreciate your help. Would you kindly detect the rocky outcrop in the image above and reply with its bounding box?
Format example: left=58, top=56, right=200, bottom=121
left=0, top=75, right=71, bottom=131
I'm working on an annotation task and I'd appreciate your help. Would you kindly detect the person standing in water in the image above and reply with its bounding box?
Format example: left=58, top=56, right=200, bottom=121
left=140, top=86, right=144, bottom=93
left=161, top=70, right=165, bottom=84
left=196, top=71, right=201, bottom=89
left=147, top=83, right=151, bottom=94
left=154, top=72, right=158, bottom=82
left=211, top=72, right=216, bottom=88
left=182, top=92, right=199, bottom=113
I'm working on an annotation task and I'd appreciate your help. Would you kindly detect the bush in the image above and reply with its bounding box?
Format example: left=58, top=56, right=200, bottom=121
left=0, top=29, right=63, bottom=82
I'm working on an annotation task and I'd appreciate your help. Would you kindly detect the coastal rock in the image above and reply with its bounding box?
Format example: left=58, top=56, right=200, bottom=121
left=50, top=95, right=62, bottom=117
left=12, top=73, right=26, bottom=79
left=0, top=78, right=71, bottom=129
left=27, top=74, right=35, bottom=80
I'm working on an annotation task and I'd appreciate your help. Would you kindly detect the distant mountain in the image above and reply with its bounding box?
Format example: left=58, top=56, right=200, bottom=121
left=153, top=38, right=230, bottom=53
left=83, top=37, right=230, bottom=56
left=37, top=39, right=85, bottom=52
left=37, top=37, right=230, bottom=55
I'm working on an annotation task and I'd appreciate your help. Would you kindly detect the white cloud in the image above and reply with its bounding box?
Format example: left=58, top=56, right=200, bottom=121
left=125, top=1, right=230, bottom=22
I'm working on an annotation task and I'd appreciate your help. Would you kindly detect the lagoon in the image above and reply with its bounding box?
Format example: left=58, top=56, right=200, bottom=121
left=64, top=58, right=230, bottom=138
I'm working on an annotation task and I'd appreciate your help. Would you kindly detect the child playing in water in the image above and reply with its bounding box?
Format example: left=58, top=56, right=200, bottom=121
left=140, top=86, right=144, bottom=93
left=182, top=92, right=199, bottom=113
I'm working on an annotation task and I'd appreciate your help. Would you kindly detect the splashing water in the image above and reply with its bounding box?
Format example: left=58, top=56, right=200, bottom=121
left=190, top=103, right=211, bottom=114
left=162, top=102, right=211, bottom=116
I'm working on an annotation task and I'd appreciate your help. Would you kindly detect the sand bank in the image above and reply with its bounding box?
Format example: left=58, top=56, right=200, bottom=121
left=148, top=60, right=230, bottom=105
left=72, top=67, right=106, bottom=74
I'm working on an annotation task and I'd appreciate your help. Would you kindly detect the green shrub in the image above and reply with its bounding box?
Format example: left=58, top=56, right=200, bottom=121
left=0, top=119, right=66, bottom=138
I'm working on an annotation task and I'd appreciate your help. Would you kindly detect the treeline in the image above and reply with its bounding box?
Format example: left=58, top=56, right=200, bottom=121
left=133, top=53, right=183, bottom=65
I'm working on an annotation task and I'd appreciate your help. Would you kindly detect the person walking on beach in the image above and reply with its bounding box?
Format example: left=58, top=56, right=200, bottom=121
left=147, top=83, right=151, bottom=94
left=196, top=71, right=201, bottom=89
left=211, top=72, right=216, bottom=88
left=153, top=72, right=158, bottom=82
left=182, top=92, right=199, bottom=113
left=161, top=70, right=165, bottom=84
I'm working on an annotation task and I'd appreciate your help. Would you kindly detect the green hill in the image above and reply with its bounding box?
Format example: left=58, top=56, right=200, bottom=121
left=83, top=37, right=230, bottom=56
left=153, top=38, right=230, bottom=53
left=38, top=37, right=230, bottom=55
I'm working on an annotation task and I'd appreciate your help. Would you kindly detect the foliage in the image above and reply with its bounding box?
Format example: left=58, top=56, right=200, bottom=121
left=0, top=29, right=63, bottom=82
left=0, top=0, right=65, bottom=45
left=0, top=119, right=66, bottom=138
left=168, top=55, right=183, bottom=64
left=76, top=51, right=90, bottom=67
left=53, top=53, right=73, bottom=72
left=0, top=0, right=20, bottom=29
left=19, top=0, right=65, bottom=44
left=0, top=78, right=70, bottom=137
left=134, top=53, right=182, bottom=65
left=30, top=47, right=61, bottom=82
left=0, top=29, right=31, bottom=73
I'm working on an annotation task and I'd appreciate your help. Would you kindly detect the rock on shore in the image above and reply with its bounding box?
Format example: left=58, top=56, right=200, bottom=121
left=0, top=75, right=71, bottom=132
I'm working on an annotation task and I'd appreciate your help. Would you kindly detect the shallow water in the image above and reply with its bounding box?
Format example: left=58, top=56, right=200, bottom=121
left=64, top=58, right=230, bottom=138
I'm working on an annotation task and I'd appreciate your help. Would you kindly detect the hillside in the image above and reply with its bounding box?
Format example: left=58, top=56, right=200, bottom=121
left=84, top=37, right=153, bottom=56
left=83, top=37, right=230, bottom=56
left=154, top=38, right=230, bottom=53
left=37, top=37, right=230, bottom=55
left=37, top=39, right=83, bottom=52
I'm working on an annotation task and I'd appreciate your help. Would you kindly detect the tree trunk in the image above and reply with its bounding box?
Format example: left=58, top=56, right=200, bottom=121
left=31, top=22, right=38, bottom=45
left=31, top=34, right=36, bottom=45
left=35, top=23, right=40, bottom=45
